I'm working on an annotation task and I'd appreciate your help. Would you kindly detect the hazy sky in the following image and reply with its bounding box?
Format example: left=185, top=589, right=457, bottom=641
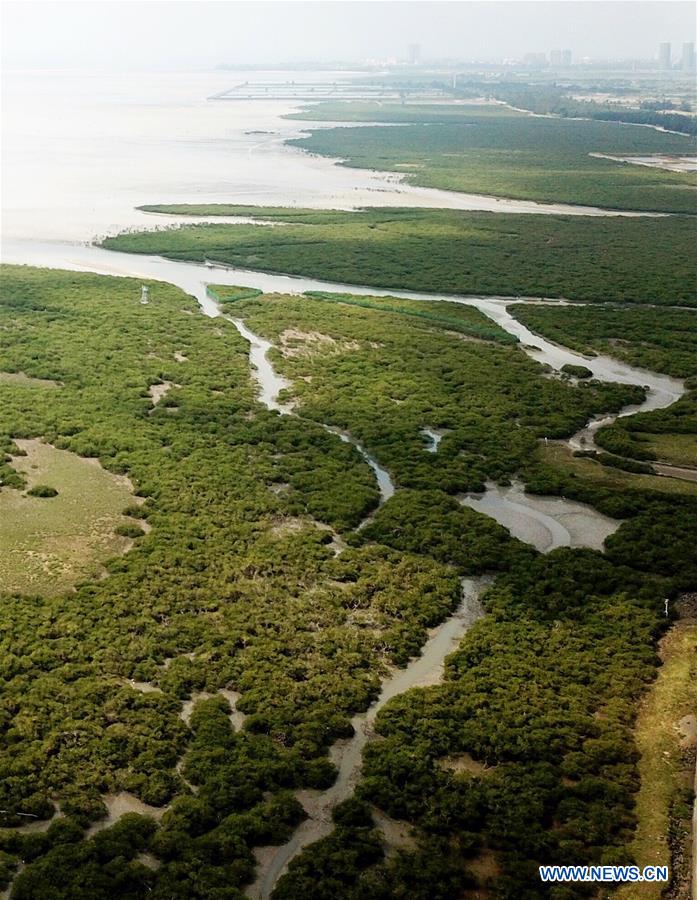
left=2, top=1, right=695, bottom=69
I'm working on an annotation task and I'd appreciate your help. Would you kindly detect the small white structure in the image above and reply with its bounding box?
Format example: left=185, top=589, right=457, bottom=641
left=140, top=285, right=149, bottom=305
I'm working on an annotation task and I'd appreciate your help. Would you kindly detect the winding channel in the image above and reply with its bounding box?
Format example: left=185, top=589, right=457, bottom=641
left=2, top=239, right=687, bottom=896
left=4, top=238, right=685, bottom=546
left=247, top=575, right=490, bottom=899
left=3, top=239, right=685, bottom=552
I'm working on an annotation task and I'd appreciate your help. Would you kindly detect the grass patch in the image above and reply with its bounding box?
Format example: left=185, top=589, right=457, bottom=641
left=644, top=433, right=697, bottom=468
left=0, top=439, right=136, bottom=595
left=538, top=442, right=697, bottom=497
left=0, top=371, right=59, bottom=389
left=286, top=100, right=526, bottom=124
left=205, top=284, right=262, bottom=306
left=618, top=617, right=697, bottom=898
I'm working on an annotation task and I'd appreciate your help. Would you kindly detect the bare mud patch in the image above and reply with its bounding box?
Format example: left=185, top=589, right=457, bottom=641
left=86, top=793, right=167, bottom=837
left=438, top=752, right=493, bottom=777
left=148, top=380, right=180, bottom=406
left=279, top=328, right=364, bottom=359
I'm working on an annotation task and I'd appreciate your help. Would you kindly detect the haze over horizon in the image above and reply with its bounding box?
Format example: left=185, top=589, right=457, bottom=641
left=2, top=0, right=695, bottom=71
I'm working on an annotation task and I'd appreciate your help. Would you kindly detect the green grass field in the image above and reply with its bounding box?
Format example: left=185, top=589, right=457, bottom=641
left=538, top=442, right=697, bottom=497
left=644, top=433, right=697, bottom=467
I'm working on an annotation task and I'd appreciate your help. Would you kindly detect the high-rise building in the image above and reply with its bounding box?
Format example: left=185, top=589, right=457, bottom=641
left=561, top=49, right=572, bottom=66
left=407, top=43, right=420, bottom=65
left=659, top=42, right=672, bottom=70
left=682, top=42, right=695, bottom=71
left=550, top=49, right=562, bottom=66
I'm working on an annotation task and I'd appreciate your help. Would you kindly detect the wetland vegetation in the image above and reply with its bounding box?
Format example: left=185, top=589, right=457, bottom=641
left=478, top=81, right=697, bottom=137
left=286, top=101, right=697, bottom=213
left=511, top=304, right=697, bottom=379
left=3, top=262, right=694, bottom=897
left=289, top=77, right=697, bottom=135
left=5, top=68, right=697, bottom=900
left=105, top=207, right=697, bottom=306
left=214, top=286, right=644, bottom=494
left=0, top=266, right=464, bottom=895
left=217, top=284, right=696, bottom=896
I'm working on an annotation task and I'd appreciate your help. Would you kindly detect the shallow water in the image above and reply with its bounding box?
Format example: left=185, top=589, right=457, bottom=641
left=460, top=480, right=618, bottom=552
left=3, top=240, right=683, bottom=419
left=422, top=427, right=445, bottom=453
left=2, top=68, right=665, bottom=244
left=224, top=315, right=293, bottom=414
left=589, top=152, right=697, bottom=173
left=323, top=425, right=395, bottom=503
left=467, top=298, right=683, bottom=414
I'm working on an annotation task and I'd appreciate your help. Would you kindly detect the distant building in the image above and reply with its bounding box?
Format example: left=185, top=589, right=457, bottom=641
left=682, top=42, right=695, bottom=71
left=523, top=52, right=548, bottom=68
left=561, top=49, right=572, bottom=66
left=407, top=43, right=420, bottom=65
left=659, top=42, right=672, bottom=70
left=550, top=49, right=562, bottom=66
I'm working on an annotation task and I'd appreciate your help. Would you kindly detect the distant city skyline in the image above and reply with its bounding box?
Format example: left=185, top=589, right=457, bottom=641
left=657, top=40, right=696, bottom=71
left=2, top=1, right=696, bottom=71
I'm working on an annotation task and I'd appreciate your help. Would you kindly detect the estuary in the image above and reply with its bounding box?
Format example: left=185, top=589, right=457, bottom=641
left=3, top=63, right=693, bottom=900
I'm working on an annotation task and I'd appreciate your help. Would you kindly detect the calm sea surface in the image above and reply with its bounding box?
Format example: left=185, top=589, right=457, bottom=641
left=2, top=68, right=652, bottom=248
left=1, top=69, right=421, bottom=242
